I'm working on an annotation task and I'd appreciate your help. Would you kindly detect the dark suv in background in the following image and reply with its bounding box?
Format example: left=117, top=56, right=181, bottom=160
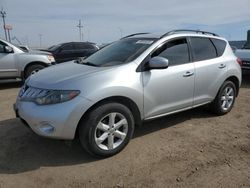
left=233, top=30, right=250, bottom=70
left=42, top=42, right=99, bottom=63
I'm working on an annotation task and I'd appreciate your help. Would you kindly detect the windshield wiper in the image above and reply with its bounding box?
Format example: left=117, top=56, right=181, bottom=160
left=75, top=59, right=98, bottom=67
left=83, top=62, right=99, bottom=67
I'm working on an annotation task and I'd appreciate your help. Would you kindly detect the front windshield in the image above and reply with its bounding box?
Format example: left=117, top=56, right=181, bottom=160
left=47, top=44, right=62, bottom=51
left=81, top=38, right=156, bottom=67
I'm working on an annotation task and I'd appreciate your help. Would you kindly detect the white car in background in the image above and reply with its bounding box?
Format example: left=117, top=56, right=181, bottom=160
left=0, top=38, right=55, bottom=80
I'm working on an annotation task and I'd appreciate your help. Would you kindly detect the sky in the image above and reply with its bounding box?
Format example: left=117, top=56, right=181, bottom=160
left=0, top=0, right=249, bottom=48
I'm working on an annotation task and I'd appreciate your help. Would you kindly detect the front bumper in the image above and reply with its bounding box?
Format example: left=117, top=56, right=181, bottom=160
left=14, top=96, right=93, bottom=140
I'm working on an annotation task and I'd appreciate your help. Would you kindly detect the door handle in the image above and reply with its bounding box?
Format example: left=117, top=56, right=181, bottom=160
left=218, top=64, right=226, bottom=69
left=183, top=71, right=194, bottom=77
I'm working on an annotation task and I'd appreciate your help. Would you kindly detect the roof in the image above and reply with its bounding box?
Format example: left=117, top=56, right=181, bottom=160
left=123, top=30, right=221, bottom=40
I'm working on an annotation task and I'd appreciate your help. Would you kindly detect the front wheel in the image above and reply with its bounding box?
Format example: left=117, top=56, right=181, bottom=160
left=210, top=81, right=236, bottom=115
left=24, top=64, right=45, bottom=79
left=79, top=103, right=135, bottom=157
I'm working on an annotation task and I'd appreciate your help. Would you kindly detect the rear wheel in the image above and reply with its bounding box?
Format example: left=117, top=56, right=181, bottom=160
left=24, top=64, right=45, bottom=79
left=210, top=81, right=236, bottom=115
left=79, top=103, right=135, bottom=157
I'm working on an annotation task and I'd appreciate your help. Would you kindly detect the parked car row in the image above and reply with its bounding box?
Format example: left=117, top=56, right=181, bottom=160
left=0, top=39, right=99, bottom=80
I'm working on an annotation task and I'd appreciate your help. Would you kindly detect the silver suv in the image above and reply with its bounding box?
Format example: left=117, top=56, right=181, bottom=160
left=0, top=38, right=55, bottom=80
left=14, top=30, right=242, bottom=157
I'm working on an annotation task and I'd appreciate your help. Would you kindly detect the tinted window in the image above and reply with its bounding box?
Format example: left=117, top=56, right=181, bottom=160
left=75, top=43, right=96, bottom=50
left=190, top=37, right=217, bottom=61
left=48, top=44, right=62, bottom=51
left=0, top=41, right=6, bottom=53
left=210, top=38, right=226, bottom=56
left=152, top=38, right=190, bottom=66
left=62, top=44, right=74, bottom=51
left=0, top=43, right=5, bottom=53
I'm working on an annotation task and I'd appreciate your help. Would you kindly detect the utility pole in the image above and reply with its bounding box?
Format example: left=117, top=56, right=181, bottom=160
left=77, top=19, right=83, bottom=41
left=0, top=9, right=7, bottom=41
left=38, top=34, right=43, bottom=48
left=7, top=28, right=10, bottom=41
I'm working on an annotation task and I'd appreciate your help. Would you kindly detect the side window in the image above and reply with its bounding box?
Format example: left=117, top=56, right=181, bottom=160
left=0, top=43, right=5, bottom=53
left=74, top=43, right=96, bottom=50
left=152, top=38, right=190, bottom=66
left=190, top=37, right=217, bottom=61
left=75, top=43, right=86, bottom=50
left=0, top=42, right=6, bottom=53
left=62, top=44, right=74, bottom=51
left=210, top=38, right=226, bottom=57
left=83, top=43, right=92, bottom=49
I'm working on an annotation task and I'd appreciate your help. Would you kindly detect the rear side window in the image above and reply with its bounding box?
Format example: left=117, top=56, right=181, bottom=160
left=152, top=38, right=190, bottom=66
left=190, top=37, right=217, bottom=61
left=210, top=38, right=226, bottom=57
left=62, top=44, right=74, bottom=51
left=75, top=43, right=95, bottom=50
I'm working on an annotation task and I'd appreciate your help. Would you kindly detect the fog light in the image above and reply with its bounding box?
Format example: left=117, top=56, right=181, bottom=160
left=39, top=122, right=55, bottom=134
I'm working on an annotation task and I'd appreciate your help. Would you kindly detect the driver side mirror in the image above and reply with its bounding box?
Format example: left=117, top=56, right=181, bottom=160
left=5, top=46, right=14, bottom=53
left=145, top=56, right=169, bottom=71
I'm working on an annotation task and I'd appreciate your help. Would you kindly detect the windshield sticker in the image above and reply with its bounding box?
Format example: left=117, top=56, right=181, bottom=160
left=135, top=40, right=154, bottom=45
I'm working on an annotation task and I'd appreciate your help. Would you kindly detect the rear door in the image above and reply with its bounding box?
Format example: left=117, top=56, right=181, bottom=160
left=56, top=43, right=75, bottom=63
left=143, top=37, right=195, bottom=119
left=189, top=37, right=227, bottom=105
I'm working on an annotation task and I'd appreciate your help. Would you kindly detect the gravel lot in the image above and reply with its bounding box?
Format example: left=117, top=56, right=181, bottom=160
left=0, top=73, right=250, bottom=188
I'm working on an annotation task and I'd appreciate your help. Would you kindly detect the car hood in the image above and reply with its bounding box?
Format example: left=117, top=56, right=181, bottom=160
left=28, top=50, right=52, bottom=55
left=235, top=49, right=250, bottom=60
left=27, top=61, right=110, bottom=89
left=18, top=50, right=52, bottom=57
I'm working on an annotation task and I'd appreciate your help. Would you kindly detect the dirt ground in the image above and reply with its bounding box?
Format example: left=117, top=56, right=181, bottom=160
left=0, top=73, right=250, bottom=188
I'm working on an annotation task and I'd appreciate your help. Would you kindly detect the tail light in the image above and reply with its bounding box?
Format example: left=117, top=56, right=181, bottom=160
left=236, top=58, right=242, bottom=67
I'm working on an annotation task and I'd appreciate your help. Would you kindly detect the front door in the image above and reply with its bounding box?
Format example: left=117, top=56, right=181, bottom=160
left=0, top=42, right=17, bottom=78
left=143, top=37, right=195, bottom=119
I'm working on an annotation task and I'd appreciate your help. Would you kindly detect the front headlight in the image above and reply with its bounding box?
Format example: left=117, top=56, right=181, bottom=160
left=47, top=55, right=55, bottom=63
left=35, top=90, right=80, bottom=105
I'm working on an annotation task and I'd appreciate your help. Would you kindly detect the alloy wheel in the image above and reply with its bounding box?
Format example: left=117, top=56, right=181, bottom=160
left=220, top=86, right=235, bottom=111
left=94, top=112, right=128, bottom=150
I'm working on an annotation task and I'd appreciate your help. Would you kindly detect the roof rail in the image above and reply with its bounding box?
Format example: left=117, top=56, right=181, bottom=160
left=121, top=32, right=150, bottom=39
left=160, top=29, right=219, bottom=38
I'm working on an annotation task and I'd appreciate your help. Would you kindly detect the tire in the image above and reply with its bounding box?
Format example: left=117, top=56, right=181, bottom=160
left=210, top=81, right=236, bottom=115
left=24, top=64, right=45, bottom=79
left=79, top=103, right=135, bottom=157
